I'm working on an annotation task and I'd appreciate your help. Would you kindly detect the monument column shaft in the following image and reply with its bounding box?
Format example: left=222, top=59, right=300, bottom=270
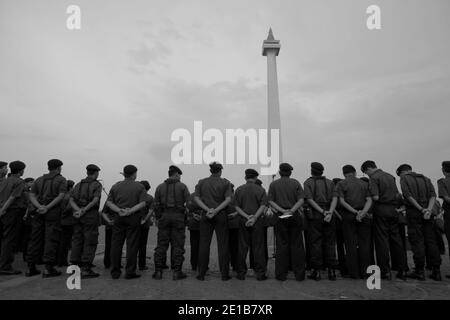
left=266, top=51, right=282, bottom=162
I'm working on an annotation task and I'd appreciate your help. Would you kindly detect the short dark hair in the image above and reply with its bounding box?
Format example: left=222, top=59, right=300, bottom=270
left=361, top=160, right=377, bottom=173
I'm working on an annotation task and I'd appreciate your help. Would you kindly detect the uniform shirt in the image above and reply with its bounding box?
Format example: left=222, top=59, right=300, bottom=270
left=304, top=176, right=334, bottom=206
left=107, top=179, right=147, bottom=209
left=0, top=175, right=27, bottom=210
left=154, top=178, right=190, bottom=209
left=31, top=172, right=68, bottom=205
left=234, top=181, right=268, bottom=215
left=60, top=192, right=76, bottom=225
left=437, top=177, right=450, bottom=209
left=71, top=177, right=102, bottom=208
left=400, top=172, right=436, bottom=207
left=368, top=169, right=400, bottom=205
left=334, top=176, right=370, bottom=210
left=268, top=176, right=304, bottom=209
left=194, top=175, right=232, bottom=209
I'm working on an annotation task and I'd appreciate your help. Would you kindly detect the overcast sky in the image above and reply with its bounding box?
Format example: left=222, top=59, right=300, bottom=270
left=1, top=0, right=449, bottom=196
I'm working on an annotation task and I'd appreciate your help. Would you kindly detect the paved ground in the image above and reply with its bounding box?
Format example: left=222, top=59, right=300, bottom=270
left=1, top=227, right=450, bottom=300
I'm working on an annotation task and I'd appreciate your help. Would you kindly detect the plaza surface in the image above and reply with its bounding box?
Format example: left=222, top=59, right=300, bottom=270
left=0, top=227, right=449, bottom=300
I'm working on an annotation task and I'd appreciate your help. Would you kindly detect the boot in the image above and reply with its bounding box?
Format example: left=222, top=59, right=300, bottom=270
left=42, top=266, right=62, bottom=278
left=396, top=270, right=407, bottom=281
left=406, top=269, right=425, bottom=281
left=81, top=267, right=100, bottom=279
left=152, top=270, right=163, bottom=280
left=430, top=267, right=442, bottom=281
left=25, top=264, right=41, bottom=277
left=328, top=268, right=336, bottom=281
left=172, top=271, right=187, bottom=280
left=307, top=269, right=321, bottom=281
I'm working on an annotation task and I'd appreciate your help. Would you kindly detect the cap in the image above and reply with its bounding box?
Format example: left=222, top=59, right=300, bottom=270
left=342, top=165, right=356, bottom=175
left=279, top=163, right=293, bottom=172
left=9, top=161, right=26, bottom=173
left=311, top=162, right=324, bottom=172
left=396, top=164, right=412, bottom=176
left=169, top=165, right=183, bottom=175
left=0, top=161, right=7, bottom=168
left=48, top=159, right=63, bottom=170
left=123, top=165, right=138, bottom=176
left=86, top=164, right=101, bottom=172
left=245, top=168, right=259, bottom=179
left=255, top=179, right=263, bottom=186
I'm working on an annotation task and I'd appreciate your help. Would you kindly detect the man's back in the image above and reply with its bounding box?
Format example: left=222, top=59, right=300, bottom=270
left=195, top=176, right=232, bottom=209
left=108, top=179, right=146, bottom=209
left=335, top=176, right=369, bottom=209
left=369, top=169, right=400, bottom=205
left=234, top=182, right=267, bottom=214
left=269, top=177, right=304, bottom=209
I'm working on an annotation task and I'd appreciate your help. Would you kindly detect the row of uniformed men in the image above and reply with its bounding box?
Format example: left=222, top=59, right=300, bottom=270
left=0, top=159, right=449, bottom=281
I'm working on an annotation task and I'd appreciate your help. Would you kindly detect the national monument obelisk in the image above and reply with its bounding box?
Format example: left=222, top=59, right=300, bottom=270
left=262, top=28, right=282, bottom=177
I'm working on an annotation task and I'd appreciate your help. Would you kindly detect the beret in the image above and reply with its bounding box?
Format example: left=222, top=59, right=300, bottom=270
left=311, top=162, right=324, bottom=172
left=279, top=163, right=293, bottom=172
left=361, top=160, right=376, bottom=173
left=123, top=165, right=138, bottom=175
left=48, top=159, right=63, bottom=169
left=209, top=162, right=223, bottom=171
left=86, top=164, right=101, bottom=172
left=342, top=165, right=356, bottom=175
left=245, top=168, right=259, bottom=178
left=0, top=161, right=7, bottom=168
left=140, top=180, right=151, bottom=190
left=396, top=164, right=412, bottom=176
left=9, top=161, right=26, bottom=172
left=255, top=179, right=262, bottom=186
left=67, top=180, right=75, bottom=188
left=442, top=161, right=450, bottom=172
left=332, top=178, right=342, bottom=185
left=169, top=165, right=183, bottom=175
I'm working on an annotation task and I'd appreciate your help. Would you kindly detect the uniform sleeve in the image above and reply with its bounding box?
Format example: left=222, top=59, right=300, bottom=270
left=368, top=178, right=379, bottom=197
left=93, top=182, right=102, bottom=199
left=427, top=178, right=436, bottom=198
left=224, top=181, right=232, bottom=198
left=400, top=176, right=412, bottom=199
left=11, top=180, right=25, bottom=198
left=194, top=181, right=202, bottom=198
left=295, top=181, right=305, bottom=201
left=138, top=185, right=147, bottom=203
left=154, top=185, right=162, bottom=208
left=107, top=185, right=116, bottom=203
left=148, top=196, right=155, bottom=210
left=260, top=189, right=268, bottom=206
left=335, top=181, right=345, bottom=198
left=71, top=183, right=80, bottom=200
left=57, top=177, right=68, bottom=194
left=438, top=179, right=449, bottom=198
left=268, top=182, right=275, bottom=202
left=183, top=185, right=190, bottom=204
left=304, top=180, right=313, bottom=199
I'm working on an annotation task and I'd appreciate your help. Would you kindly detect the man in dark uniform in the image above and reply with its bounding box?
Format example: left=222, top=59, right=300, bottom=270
left=255, top=179, right=270, bottom=265
left=397, top=164, right=441, bottom=281
left=138, top=180, right=154, bottom=271
left=0, top=162, right=7, bottom=183
left=186, top=193, right=201, bottom=271
left=332, top=177, right=348, bottom=278
left=334, top=165, right=373, bottom=279
left=106, top=165, right=147, bottom=279
left=153, top=165, right=189, bottom=280
left=69, top=164, right=102, bottom=278
left=227, top=184, right=240, bottom=273
left=361, top=160, right=407, bottom=280
left=268, top=163, right=306, bottom=281
left=234, top=169, right=268, bottom=280
left=304, top=162, right=338, bottom=281
left=27, top=159, right=68, bottom=277
left=20, top=177, right=35, bottom=261
left=194, top=162, right=232, bottom=281
left=57, top=180, right=75, bottom=267
left=101, top=203, right=114, bottom=269
left=0, top=161, right=27, bottom=275
left=438, top=161, right=450, bottom=279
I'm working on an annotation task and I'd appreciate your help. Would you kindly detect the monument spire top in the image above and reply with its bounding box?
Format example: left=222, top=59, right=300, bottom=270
left=267, top=27, right=275, bottom=40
